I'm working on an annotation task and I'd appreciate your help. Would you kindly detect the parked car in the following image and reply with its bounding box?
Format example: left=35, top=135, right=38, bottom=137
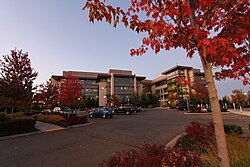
left=89, top=107, right=114, bottom=118
left=53, top=107, right=75, bottom=114
left=133, top=105, right=142, bottom=112
left=41, top=109, right=52, bottom=114
left=87, top=107, right=100, bottom=113
left=114, top=105, right=135, bottom=115
left=178, top=104, right=202, bottom=112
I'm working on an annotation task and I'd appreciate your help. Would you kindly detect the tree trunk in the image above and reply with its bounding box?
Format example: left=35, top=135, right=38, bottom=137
left=184, top=0, right=230, bottom=165
left=200, top=57, right=230, bottom=167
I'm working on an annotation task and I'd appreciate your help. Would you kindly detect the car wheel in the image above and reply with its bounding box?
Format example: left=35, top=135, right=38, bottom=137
left=89, top=114, right=93, bottom=118
left=102, top=115, right=106, bottom=119
left=110, top=115, right=113, bottom=118
left=125, top=111, right=130, bottom=115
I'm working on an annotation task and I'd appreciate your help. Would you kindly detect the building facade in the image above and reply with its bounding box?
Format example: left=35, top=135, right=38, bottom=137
left=151, top=65, right=206, bottom=107
left=51, top=69, right=146, bottom=106
left=51, top=65, right=206, bottom=108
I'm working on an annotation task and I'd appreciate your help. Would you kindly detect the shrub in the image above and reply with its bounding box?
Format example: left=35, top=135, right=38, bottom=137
left=34, top=114, right=88, bottom=127
left=177, top=122, right=249, bottom=167
left=0, top=118, right=36, bottom=136
left=58, top=115, right=89, bottom=127
left=163, top=147, right=202, bottom=167
left=224, top=124, right=243, bottom=135
left=100, top=143, right=202, bottom=167
left=207, top=108, right=228, bottom=112
left=0, top=113, right=9, bottom=121
left=221, top=108, right=228, bottom=112
left=34, top=115, right=66, bottom=125
left=54, top=113, right=78, bottom=119
left=101, top=143, right=166, bottom=167
left=176, top=122, right=214, bottom=153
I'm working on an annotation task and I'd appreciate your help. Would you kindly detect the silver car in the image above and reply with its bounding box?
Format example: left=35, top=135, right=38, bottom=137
left=53, top=107, right=75, bottom=114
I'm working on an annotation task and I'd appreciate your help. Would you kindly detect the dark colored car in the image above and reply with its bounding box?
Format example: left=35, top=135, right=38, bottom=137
left=133, top=105, right=142, bottom=112
left=178, top=104, right=189, bottom=111
left=178, top=104, right=201, bottom=112
left=89, top=107, right=114, bottom=118
left=114, top=105, right=135, bottom=115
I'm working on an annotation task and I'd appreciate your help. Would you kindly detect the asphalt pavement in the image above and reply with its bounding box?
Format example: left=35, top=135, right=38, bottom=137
left=0, top=108, right=249, bottom=167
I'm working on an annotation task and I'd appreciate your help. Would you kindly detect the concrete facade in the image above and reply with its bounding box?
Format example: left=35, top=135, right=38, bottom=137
left=51, top=69, right=146, bottom=106
left=51, top=65, right=206, bottom=107
left=151, top=65, right=206, bottom=107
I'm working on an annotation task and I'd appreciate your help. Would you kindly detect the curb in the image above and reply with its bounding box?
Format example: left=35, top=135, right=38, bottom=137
left=165, top=133, right=186, bottom=149
left=0, top=131, right=42, bottom=141
left=184, top=112, right=231, bottom=115
left=67, top=122, right=94, bottom=129
left=0, top=122, right=94, bottom=141
left=228, top=111, right=250, bottom=118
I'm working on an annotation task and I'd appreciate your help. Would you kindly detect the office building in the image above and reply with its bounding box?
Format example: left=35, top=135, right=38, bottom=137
left=151, top=65, right=206, bottom=107
left=51, top=69, right=146, bottom=106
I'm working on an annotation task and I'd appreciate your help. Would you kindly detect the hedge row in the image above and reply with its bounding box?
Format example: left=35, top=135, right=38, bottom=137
left=34, top=114, right=89, bottom=127
left=0, top=118, right=36, bottom=136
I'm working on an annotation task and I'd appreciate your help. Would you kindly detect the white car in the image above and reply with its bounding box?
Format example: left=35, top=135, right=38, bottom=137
left=41, top=109, right=52, bottom=114
left=53, top=107, right=75, bottom=114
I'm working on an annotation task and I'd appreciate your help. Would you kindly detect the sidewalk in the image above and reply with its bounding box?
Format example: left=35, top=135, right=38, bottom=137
left=228, top=108, right=250, bottom=117
left=0, top=121, right=65, bottom=141
left=0, top=121, right=93, bottom=141
left=35, top=121, right=65, bottom=132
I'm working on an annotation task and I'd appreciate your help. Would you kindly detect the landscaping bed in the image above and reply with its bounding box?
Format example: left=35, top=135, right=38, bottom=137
left=34, top=114, right=89, bottom=127
left=0, top=113, right=37, bottom=137
left=99, top=122, right=250, bottom=167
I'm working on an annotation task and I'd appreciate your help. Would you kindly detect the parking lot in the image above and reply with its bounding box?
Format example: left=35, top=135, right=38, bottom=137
left=0, top=108, right=249, bottom=167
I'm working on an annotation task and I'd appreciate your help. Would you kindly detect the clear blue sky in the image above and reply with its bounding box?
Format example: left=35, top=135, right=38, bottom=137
left=0, top=0, right=248, bottom=96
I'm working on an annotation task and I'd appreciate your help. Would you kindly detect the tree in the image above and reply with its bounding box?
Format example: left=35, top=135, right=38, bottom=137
left=0, top=49, right=38, bottom=115
left=168, top=92, right=178, bottom=107
left=131, top=93, right=139, bottom=105
left=190, top=78, right=209, bottom=107
left=246, top=90, right=250, bottom=106
left=221, top=95, right=231, bottom=108
left=84, top=1, right=250, bottom=166
left=231, top=89, right=247, bottom=107
left=107, top=94, right=120, bottom=107
left=140, top=93, right=159, bottom=107
left=40, top=80, right=58, bottom=109
left=56, top=72, right=82, bottom=107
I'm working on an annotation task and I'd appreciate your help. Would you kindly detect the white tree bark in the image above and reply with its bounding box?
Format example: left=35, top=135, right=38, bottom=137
left=200, top=57, right=230, bottom=167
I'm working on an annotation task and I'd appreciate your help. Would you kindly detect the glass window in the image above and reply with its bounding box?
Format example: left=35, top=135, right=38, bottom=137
left=114, top=77, right=133, bottom=86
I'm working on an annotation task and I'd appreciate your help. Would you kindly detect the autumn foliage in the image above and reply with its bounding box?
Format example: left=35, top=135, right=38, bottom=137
left=56, top=72, right=82, bottom=107
left=0, top=49, right=37, bottom=112
left=231, top=89, right=247, bottom=106
left=84, top=1, right=249, bottom=166
left=99, top=142, right=201, bottom=167
left=84, top=0, right=249, bottom=84
left=189, top=78, right=209, bottom=103
left=39, top=81, right=58, bottom=109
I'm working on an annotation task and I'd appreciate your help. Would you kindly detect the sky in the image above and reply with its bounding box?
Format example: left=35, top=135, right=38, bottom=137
left=0, top=0, right=249, bottom=97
